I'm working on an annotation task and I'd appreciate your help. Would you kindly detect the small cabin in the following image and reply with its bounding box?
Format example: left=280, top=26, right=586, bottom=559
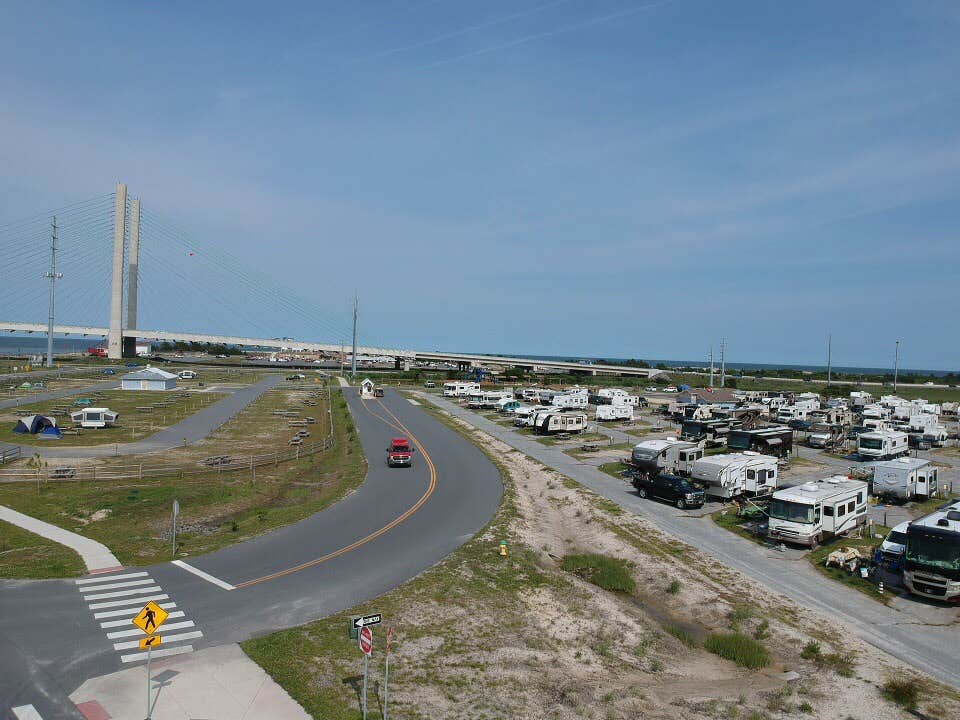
left=121, top=366, right=178, bottom=391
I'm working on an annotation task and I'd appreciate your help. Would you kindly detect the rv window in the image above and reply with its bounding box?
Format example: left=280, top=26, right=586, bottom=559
left=814, top=507, right=821, bottom=523
left=837, top=504, right=846, bottom=517
left=824, top=506, right=834, bottom=517
left=847, top=501, right=855, bottom=513
left=695, top=451, right=703, bottom=460
left=856, top=492, right=863, bottom=504
left=747, top=470, right=755, bottom=480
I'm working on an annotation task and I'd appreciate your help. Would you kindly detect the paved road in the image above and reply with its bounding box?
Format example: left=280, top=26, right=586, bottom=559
left=0, top=380, right=120, bottom=411
left=0, top=388, right=502, bottom=717
left=420, top=392, right=960, bottom=690
left=5, top=375, right=283, bottom=459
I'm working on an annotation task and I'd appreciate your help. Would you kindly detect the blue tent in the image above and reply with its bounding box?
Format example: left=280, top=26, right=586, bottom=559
left=12, top=414, right=58, bottom=435
left=38, top=425, right=63, bottom=440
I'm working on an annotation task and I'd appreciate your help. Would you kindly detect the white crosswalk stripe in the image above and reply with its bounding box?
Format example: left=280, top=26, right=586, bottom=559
left=11, top=705, right=43, bottom=720
left=76, top=569, right=202, bottom=664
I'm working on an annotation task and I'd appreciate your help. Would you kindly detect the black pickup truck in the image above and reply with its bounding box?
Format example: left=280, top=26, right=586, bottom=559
left=632, top=472, right=705, bottom=509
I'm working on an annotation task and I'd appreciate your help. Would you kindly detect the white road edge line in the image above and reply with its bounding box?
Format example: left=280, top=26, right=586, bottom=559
left=11, top=705, right=43, bottom=720
left=171, top=560, right=235, bottom=590
left=76, top=571, right=148, bottom=585
left=101, top=610, right=184, bottom=628
left=120, top=644, right=195, bottom=663
left=113, top=630, right=202, bottom=651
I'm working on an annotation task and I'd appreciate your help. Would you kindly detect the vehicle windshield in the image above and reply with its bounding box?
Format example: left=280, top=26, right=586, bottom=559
left=392, top=445, right=411, bottom=453
left=859, top=437, right=883, bottom=449
left=768, top=499, right=815, bottom=524
left=632, top=448, right=659, bottom=461
left=906, top=530, right=960, bottom=573
left=886, top=531, right=907, bottom=546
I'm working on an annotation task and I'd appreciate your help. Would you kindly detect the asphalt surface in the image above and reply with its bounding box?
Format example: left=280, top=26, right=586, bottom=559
left=0, top=380, right=120, bottom=411
left=5, top=375, right=283, bottom=459
left=0, top=388, right=502, bottom=718
left=420, top=392, right=960, bottom=691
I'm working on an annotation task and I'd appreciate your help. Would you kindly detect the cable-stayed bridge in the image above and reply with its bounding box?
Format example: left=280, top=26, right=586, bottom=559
left=0, top=184, right=660, bottom=377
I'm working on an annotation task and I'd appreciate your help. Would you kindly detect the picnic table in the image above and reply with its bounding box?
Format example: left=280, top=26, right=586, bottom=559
left=580, top=442, right=601, bottom=452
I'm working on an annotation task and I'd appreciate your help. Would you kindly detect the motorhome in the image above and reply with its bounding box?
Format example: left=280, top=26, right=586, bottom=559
left=767, top=477, right=869, bottom=547
left=726, top=426, right=793, bottom=458
left=533, top=411, right=587, bottom=435
left=904, top=499, right=960, bottom=602
left=849, top=391, right=873, bottom=410
left=630, top=439, right=704, bottom=478
left=69, top=407, right=119, bottom=429
left=857, top=429, right=908, bottom=459
left=520, top=388, right=542, bottom=403
left=680, top=418, right=739, bottom=447
left=443, top=381, right=480, bottom=397
left=690, top=452, right=779, bottom=499
left=596, top=404, right=633, bottom=422
left=467, top=390, right=514, bottom=409
left=872, top=458, right=940, bottom=501
left=807, top=423, right=845, bottom=449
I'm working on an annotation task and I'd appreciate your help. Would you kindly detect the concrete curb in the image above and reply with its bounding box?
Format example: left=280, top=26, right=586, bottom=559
left=0, top=505, right=121, bottom=573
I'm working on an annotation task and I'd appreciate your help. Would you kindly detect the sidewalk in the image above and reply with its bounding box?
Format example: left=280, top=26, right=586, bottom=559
left=70, top=643, right=310, bottom=720
left=0, top=506, right=121, bottom=573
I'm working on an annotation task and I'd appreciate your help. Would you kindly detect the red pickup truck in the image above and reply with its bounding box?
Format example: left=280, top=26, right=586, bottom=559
left=387, top=437, right=414, bottom=467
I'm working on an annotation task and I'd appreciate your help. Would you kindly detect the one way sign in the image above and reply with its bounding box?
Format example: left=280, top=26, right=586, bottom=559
left=353, top=613, right=382, bottom=629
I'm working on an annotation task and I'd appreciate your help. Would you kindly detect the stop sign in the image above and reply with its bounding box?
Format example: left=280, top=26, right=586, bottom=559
left=359, top=626, right=373, bottom=655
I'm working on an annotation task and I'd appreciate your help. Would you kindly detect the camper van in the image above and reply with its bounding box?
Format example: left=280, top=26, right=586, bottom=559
left=857, top=430, right=908, bottom=459
left=690, top=452, right=779, bottom=499
left=872, top=458, right=939, bottom=501
left=680, top=418, right=738, bottom=447
left=630, top=439, right=704, bottom=478
left=533, top=411, right=587, bottom=435
left=767, top=477, right=869, bottom=547
left=726, top=426, right=793, bottom=458
left=903, top=499, right=960, bottom=602
left=596, top=404, right=633, bottom=422
left=443, top=381, right=480, bottom=397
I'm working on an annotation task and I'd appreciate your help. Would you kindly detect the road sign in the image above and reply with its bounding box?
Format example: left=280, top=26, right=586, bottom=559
left=359, top=626, right=373, bottom=655
left=133, top=601, right=169, bottom=635
left=352, top=613, right=382, bottom=629
left=139, top=635, right=162, bottom=650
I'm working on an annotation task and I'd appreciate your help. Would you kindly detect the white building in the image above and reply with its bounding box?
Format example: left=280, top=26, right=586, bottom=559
left=120, top=366, right=178, bottom=391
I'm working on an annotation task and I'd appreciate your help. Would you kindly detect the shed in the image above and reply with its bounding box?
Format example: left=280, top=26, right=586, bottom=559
left=121, top=366, right=178, bottom=391
left=360, top=378, right=375, bottom=399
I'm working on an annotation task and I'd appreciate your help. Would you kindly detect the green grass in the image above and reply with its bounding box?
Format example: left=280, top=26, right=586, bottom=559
left=599, top=461, right=632, bottom=481
left=665, top=624, right=698, bottom=648
left=560, top=553, right=636, bottom=593
left=882, top=677, right=922, bottom=711
left=703, top=632, right=770, bottom=669
left=0, top=520, right=85, bottom=578
left=799, top=641, right=857, bottom=677
left=808, top=526, right=892, bottom=604
left=907, top=493, right=959, bottom=519
left=0, top=385, right=365, bottom=576
left=711, top=507, right=768, bottom=546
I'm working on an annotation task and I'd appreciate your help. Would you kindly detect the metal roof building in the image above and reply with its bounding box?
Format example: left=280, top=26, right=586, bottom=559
left=120, top=366, right=178, bottom=391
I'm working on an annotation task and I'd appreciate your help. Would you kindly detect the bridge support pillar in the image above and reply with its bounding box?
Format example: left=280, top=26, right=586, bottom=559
left=108, top=183, right=127, bottom=359
left=122, top=197, right=141, bottom=358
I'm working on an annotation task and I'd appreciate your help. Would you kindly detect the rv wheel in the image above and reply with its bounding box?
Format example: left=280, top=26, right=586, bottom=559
left=636, top=486, right=647, bottom=498
left=811, top=533, right=822, bottom=549
left=675, top=498, right=686, bottom=509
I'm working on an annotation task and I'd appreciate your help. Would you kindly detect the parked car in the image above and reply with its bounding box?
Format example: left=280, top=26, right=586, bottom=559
left=374, top=387, right=385, bottom=397
left=631, top=472, right=705, bottom=509
left=102, top=368, right=116, bottom=375
left=286, top=373, right=305, bottom=380
left=664, top=386, right=678, bottom=393
left=879, top=521, right=909, bottom=569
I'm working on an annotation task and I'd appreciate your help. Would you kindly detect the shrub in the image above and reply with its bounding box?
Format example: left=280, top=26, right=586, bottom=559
left=799, top=701, right=813, bottom=714
left=667, top=579, right=682, bottom=595
left=800, top=641, right=821, bottom=660
left=665, top=624, right=698, bottom=648
left=753, top=620, right=770, bottom=640
left=729, top=603, right=755, bottom=623
left=560, top=554, right=636, bottom=593
left=704, top=632, right=770, bottom=669
left=822, top=651, right=856, bottom=677
left=882, top=678, right=922, bottom=711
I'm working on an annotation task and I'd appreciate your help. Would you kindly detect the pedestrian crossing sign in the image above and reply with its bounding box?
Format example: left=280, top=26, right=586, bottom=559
left=139, top=634, right=163, bottom=650
left=133, top=601, right=169, bottom=635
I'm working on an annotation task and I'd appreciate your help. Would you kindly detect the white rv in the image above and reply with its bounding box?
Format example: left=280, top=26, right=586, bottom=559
left=553, top=390, right=589, bottom=410
left=690, top=452, right=779, bottom=499
left=177, top=370, right=198, bottom=380
left=767, top=477, right=869, bottom=547
left=630, top=439, right=704, bottom=477
left=443, top=381, right=480, bottom=397
left=904, top=500, right=960, bottom=602
left=533, top=411, right=587, bottom=435
left=872, top=458, right=940, bottom=501
left=69, top=407, right=119, bottom=429
left=857, top=430, right=909, bottom=459
left=596, top=404, right=633, bottom=422
left=467, top=390, right=514, bottom=409
left=922, top=425, right=949, bottom=447
left=520, top=388, right=542, bottom=403
left=595, top=388, right=640, bottom=406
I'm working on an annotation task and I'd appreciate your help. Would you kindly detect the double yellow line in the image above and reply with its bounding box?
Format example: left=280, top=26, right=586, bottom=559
left=234, top=396, right=437, bottom=589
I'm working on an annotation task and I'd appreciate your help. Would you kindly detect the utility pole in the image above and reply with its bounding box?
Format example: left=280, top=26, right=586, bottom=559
left=351, top=294, right=358, bottom=379
left=827, top=333, right=832, bottom=386
left=894, top=339, right=900, bottom=393
left=44, top=217, right=63, bottom=368
left=709, top=345, right=714, bottom=387
left=719, top=338, right=726, bottom=388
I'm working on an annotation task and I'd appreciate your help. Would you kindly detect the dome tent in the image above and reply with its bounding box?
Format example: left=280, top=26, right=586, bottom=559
left=13, top=414, right=60, bottom=437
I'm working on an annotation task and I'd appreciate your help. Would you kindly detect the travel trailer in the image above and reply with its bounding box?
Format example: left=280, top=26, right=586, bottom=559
left=904, top=499, right=960, bottom=602
left=552, top=387, right=589, bottom=410
left=177, top=370, right=198, bottom=380
left=872, top=458, right=940, bottom=501
left=596, top=404, right=633, bottom=422
left=680, top=418, right=739, bottom=447
left=591, top=388, right=640, bottom=406
left=690, top=452, right=779, bottom=499
left=857, top=430, right=908, bottom=459
left=849, top=391, right=874, bottom=409
left=443, top=381, right=480, bottom=397
left=767, top=477, right=869, bottom=547
left=630, top=439, right=704, bottom=478
left=533, top=411, right=587, bottom=435
left=726, top=426, right=793, bottom=458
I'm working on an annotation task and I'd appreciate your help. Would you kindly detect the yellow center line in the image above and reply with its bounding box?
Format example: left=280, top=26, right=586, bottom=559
left=233, top=395, right=437, bottom=589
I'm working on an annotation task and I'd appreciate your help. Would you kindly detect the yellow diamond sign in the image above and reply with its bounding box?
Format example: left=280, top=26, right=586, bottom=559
left=139, top=634, right=163, bottom=650
left=132, top=601, right=169, bottom=635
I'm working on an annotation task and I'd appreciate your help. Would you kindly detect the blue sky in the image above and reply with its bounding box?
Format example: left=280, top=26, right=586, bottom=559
left=1, top=1, right=958, bottom=370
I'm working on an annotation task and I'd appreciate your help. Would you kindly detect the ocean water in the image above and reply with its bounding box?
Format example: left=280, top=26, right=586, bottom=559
left=0, top=335, right=104, bottom=356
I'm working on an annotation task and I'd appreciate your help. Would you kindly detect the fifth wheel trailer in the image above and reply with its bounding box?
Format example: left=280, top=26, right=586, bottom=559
left=726, top=426, right=794, bottom=458
left=596, top=404, right=633, bottom=422
left=689, top=452, right=779, bottom=499
left=630, top=439, right=704, bottom=478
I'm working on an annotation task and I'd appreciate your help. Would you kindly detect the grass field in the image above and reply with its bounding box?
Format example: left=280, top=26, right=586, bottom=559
left=0, top=384, right=366, bottom=576
left=808, top=527, right=892, bottom=604
left=0, top=520, right=86, bottom=579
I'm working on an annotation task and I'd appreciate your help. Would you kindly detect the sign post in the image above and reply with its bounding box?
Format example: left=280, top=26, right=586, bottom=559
left=133, top=601, right=169, bottom=720
left=358, top=626, right=373, bottom=720
left=384, top=626, right=394, bottom=720
left=172, top=499, right=179, bottom=558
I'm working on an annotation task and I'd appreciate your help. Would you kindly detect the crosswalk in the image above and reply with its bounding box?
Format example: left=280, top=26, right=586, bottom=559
left=75, top=569, right=203, bottom=664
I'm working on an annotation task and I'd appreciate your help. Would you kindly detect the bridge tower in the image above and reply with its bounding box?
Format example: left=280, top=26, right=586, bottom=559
left=122, top=197, right=141, bottom=358
left=108, top=183, right=127, bottom=359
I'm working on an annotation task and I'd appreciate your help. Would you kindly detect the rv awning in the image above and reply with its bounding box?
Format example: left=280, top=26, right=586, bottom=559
left=766, top=438, right=783, bottom=446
